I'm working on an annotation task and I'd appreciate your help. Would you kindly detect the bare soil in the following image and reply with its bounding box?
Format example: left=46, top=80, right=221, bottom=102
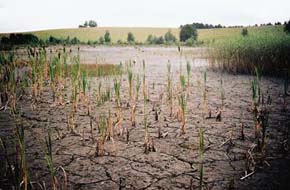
left=1, top=46, right=290, bottom=190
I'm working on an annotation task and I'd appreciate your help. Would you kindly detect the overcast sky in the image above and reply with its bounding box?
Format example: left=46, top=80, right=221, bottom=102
left=0, top=0, right=289, bottom=33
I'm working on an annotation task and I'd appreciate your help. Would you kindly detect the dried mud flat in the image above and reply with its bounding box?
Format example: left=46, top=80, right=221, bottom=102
left=1, top=47, right=290, bottom=190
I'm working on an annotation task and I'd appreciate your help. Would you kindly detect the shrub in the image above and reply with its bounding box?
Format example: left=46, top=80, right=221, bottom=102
left=71, top=37, right=80, bottom=44
left=48, top=36, right=62, bottom=44
left=241, top=28, right=248, bottom=36
left=155, top=36, right=164, bottom=44
left=180, top=24, right=197, bottom=42
left=104, top=31, right=111, bottom=43
left=285, top=20, right=290, bottom=34
left=127, top=32, right=135, bottom=43
left=164, top=30, right=177, bottom=44
left=87, top=40, right=92, bottom=45
left=146, top=35, right=154, bottom=44
left=0, top=36, right=10, bottom=44
left=99, top=36, right=105, bottom=44
left=117, top=39, right=127, bottom=45
left=185, top=37, right=196, bottom=46
left=64, top=36, right=71, bottom=44
left=146, top=35, right=164, bottom=45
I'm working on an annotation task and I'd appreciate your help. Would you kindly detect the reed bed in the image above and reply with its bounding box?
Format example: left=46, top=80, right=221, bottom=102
left=208, top=27, right=290, bottom=75
left=66, top=63, right=122, bottom=77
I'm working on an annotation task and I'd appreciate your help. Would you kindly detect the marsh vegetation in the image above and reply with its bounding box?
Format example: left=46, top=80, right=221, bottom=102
left=1, top=22, right=290, bottom=189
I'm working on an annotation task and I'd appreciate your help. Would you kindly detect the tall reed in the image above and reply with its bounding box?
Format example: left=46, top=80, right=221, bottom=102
left=186, top=61, right=191, bottom=89
left=179, top=75, right=187, bottom=135
left=16, top=123, right=29, bottom=190
left=70, top=55, right=80, bottom=112
left=199, top=127, right=204, bottom=190
left=208, top=27, right=290, bottom=75
left=44, top=129, right=58, bottom=190
left=114, top=77, right=123, bottom=135
left=127, top=66, right=133, bottom=102
left=135, top=74, right=141, bottom=101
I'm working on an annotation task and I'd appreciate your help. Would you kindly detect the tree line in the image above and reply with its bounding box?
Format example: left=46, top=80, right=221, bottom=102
left=180, top=22, right=224, bottom=29
left=79, top=20, right=97, bottom=28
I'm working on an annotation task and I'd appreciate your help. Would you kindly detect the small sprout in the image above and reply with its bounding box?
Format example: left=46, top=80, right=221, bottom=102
left=240, top=123, right=245, bottom=141
left=216, top=109, right=222, bottom=122
left=155, top=109, right=158, bottom=121
left=199, top=127, right=204, bottom=190
left=126, top=127, right=130, bottom=144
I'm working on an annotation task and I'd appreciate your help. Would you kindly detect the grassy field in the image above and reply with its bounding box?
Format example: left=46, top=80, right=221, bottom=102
left=32, top=27, right=180, bottom=43
left=0, top=25, right=284, bottom=44
left=199, top=26, right=284, bottom=44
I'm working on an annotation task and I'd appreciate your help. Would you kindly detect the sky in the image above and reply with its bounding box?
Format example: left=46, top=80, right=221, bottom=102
left=0, top=0, right=289, bottom=33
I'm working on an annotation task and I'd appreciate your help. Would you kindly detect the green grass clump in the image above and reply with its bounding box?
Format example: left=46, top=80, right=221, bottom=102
left=44, top=129, right=58, bottom=190
left=209, top=26, right=290, bottom=75
left=114, top=77, right=123, bottom=135
left=81, top=69, right=87, bottom=95
left=186, top=61, right=191, bottom=87
left=66, top=63, right=122, bottom=77
left=16, top=124, right=29, bottom=190
left=127, top=66, right=133, bottom=101
left=179, top=74, right=187, bottom=135
left=199, top=127, right=204, bottom=190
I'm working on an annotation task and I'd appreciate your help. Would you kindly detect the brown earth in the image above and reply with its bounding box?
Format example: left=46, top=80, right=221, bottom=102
left=1, top=46, right=290, bottom=190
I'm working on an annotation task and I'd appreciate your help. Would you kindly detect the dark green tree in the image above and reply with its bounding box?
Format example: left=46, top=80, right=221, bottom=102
left=104, top=31, right=111, bottom=43
left=127, top=32, right=135, bottom=43
left=88, top=20, right=97, bottom=27
left=241, top=28, right=248, bottom=36
left=71, top=37, right=80, bottom=44
left=284, top=20, right=290, bottom=34
left=84, top=21, right=88, bottom=27
left=180, top=24, right=197, bottom=42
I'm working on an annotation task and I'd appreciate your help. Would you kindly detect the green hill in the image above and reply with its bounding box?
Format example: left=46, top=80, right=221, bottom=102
left=0, top=25, right=284, bottom=44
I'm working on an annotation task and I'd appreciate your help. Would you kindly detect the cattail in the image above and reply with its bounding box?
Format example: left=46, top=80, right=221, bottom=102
left=199, top=128, right=204, bottom=190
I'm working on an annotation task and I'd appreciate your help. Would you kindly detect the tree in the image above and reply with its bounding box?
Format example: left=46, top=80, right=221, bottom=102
left=284, top=20, right=290, bottom=34
left=88, top=20, right=97, bottom=27
left=127, top=32, right=135, bottom=43
left=1, top=36, right=10, bottom=45
left=84, top=21, right=88, bottom=27
left=1, top=33, right=39, bottom=45
left=164, top=30, right=177, bottom=43
left=241, top=28, right=248, bottom=36
left=180, top=24, right=197, bottom=42
left=146, top=34, right=154, bottom=44
left=104, top=31, right=111, bottom=43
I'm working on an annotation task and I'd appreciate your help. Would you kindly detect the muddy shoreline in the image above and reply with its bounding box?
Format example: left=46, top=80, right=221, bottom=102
left=1, top=46, right=290, bottom=190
